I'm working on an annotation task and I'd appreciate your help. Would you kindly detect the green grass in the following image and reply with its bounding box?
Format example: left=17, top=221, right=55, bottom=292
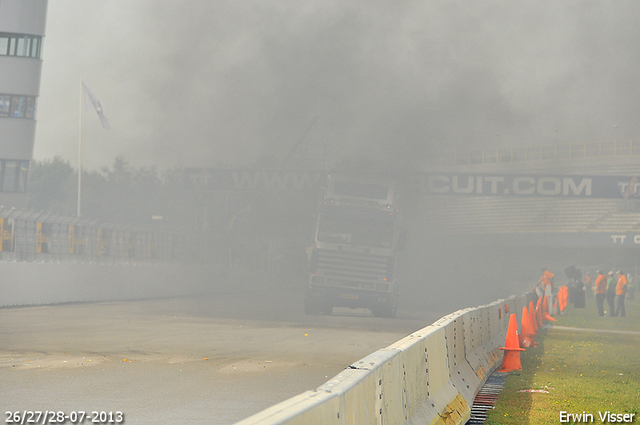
left=486, top=298, right=640, bottom=425
left=554, top=293, right=640, bottom=332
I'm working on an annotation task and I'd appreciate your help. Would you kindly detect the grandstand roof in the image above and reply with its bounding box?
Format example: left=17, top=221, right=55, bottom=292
left=426, top=140, right=640, bottom=176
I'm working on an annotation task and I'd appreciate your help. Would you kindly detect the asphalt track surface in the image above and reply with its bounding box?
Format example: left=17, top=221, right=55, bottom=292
left=0, top=278, right=446, bottom=424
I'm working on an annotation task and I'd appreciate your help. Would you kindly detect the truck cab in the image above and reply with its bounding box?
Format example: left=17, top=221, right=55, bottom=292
left=305, top=175, right=400, bottom=317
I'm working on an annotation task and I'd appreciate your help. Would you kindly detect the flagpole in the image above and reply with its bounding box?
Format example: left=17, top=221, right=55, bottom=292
left=77, top=81, right=109, bottom=218
left=77, top=77, right=83, bottom=217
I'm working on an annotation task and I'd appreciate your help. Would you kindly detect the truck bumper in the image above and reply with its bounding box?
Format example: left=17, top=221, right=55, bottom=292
left=305, top=284, right=396, bottom=310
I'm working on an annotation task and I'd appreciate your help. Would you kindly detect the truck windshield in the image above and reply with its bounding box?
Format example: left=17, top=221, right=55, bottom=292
left=317, top=214, right=393, bottom=248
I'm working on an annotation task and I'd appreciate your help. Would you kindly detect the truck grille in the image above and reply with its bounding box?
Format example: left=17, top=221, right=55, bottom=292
left=316, top=249, right=390, bottom=288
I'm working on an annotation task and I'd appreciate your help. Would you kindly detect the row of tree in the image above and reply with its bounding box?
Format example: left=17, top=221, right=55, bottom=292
left=26, top=156, right=323, bottom=264
left=27, top=156, right=190, bottom=230
left=27, top=155, right=392, bottom=225
left=26, top=155, right=398, bottom=266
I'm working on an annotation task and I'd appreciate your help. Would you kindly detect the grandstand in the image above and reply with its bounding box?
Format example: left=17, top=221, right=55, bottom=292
left=414, top=139, right=640, bottom=275
left=421, top=197, right=629, bottom=235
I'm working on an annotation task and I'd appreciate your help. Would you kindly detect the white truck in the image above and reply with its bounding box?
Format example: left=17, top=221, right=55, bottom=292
left=304, top=175, right=403, bottom=317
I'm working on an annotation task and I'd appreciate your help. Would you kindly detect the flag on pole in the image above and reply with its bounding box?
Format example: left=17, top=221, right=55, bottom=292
left=82, top=82, right=110, bottom=129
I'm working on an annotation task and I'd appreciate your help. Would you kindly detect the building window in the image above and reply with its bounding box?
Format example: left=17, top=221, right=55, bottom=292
left=0, top=94, right=37, bottom=119
left=2, top=161, right=19, bottom=192
left=0, top=160, right=30, bottom=193
left=10, top=96, right=23, bottom=117
left=0, top=95, right=9, bottom=116
left=0, top=33, right=42, bottom=58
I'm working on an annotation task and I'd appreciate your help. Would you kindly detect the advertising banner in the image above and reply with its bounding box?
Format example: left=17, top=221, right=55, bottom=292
left=411, top=173, right=640, bottom=199
left=185, top=169, right=326, bottom=192
left=185, top=169, right=640, bottom=200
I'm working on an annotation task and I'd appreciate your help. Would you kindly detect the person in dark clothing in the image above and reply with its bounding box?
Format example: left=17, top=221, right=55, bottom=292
left=566, top=266, right=586, bottom=308
left=573, top=278, right=586, bottom=308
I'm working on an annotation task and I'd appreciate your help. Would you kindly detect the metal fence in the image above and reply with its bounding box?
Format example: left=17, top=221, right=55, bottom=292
left=0, top=207, right=180, bottom=263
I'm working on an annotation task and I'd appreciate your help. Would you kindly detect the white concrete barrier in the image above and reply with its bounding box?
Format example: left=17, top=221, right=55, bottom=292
left=235, top=293, right=536, bottom=425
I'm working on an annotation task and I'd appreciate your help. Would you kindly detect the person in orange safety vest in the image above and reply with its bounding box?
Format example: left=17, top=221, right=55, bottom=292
left=584, top=272, right=593, bottom=299
left=534, top=267, right=555, bottom=296
left=594, top=270, right=607, bottom=316
left=614, top=271, right=628, bottom=317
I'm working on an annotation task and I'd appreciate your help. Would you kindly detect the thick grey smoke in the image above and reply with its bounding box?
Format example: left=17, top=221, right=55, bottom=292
left=36, top=1, right=640, bottom=170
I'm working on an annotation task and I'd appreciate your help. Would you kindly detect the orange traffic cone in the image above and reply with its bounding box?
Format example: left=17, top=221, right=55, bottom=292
left=536, top=298, right=543, bottom=329
left=498, top=313, right=525, bottom=372
left=529, top=301, right=538, bottom=334
left=518, top=306, right=536, bottom=348
left=542, top=294, right=549, bottom=315
left=543, top=296, right=557, bottom=322
left=559, top=286, right=568, bottom=313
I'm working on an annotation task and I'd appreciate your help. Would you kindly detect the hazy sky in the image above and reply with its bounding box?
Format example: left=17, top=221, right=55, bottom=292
left=34, top=1, right=640, bottom=171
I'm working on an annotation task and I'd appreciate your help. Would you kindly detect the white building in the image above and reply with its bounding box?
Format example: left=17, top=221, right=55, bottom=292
left=0, top=0, right=48, bottom=208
